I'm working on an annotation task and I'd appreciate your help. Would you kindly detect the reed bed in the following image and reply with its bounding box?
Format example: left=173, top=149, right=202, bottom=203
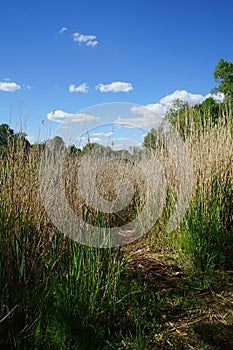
left=0, top=106, right=232, bottom=349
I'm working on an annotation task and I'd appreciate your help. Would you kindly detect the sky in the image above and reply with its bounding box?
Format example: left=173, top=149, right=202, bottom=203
left=1, top=0, right=233, bottom=146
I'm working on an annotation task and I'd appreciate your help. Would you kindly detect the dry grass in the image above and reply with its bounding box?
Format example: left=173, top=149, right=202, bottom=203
left=0, top=111, right=232, bottom=239
left=188, top=121, right=233, bottom=190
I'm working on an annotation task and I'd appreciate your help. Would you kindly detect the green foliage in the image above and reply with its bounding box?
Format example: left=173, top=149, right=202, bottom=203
left=0, top=124, right=30, bottom=155
left=82, top=142, right=99, bottom=152
left=66, top=144, right=81, bottom=157
left=213, top=58, right=233, bottom=101
left=160, top=58, right=233, bottom=139
left=164, top=100, right=190, bottom=139
left=0, top=206, right=160, bottom=349
left=164, top=97, right=222, bottom=140
left=81, top=142, right=111, bottom=155
left=0, top=123, right=14, bottom=148
left=195, top=96, right=221, bottom=125
left=0, top=145, right=7, bottom=157
left=143, top=126, right=167, bottom=150
left=179, top=176, right=233, bottom=280
left=48, top=135, right=66, bottom=152
left=11, top=132, right=31, bottom=152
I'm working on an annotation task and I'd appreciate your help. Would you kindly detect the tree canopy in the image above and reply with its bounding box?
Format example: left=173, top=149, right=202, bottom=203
left=143, top=126, right=168, bottom=150
left=213, top=58, right=233, bottom=101
left=0, top=123, right=30, bottom=151
left=0, top=123, right=14, bottom=148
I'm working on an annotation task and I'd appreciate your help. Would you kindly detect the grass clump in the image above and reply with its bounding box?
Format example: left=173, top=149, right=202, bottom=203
left=0, top=205, right=134, bottom=349
left=179, top=175, right=233, bottom=279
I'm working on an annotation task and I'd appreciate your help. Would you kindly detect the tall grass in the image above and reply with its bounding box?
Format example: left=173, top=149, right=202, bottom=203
left=175, top=106, right=233, bottom=280
left=0, top=138, right=158, bottom=348
left=180, top=175, right=233, bottom=277
left=0, top=204, right=133, bottom=349
left=0, top=104, right=232, bottom=348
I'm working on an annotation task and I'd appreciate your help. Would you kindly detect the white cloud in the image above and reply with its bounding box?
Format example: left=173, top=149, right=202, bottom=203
left=72, top=32, right=98, bottom=47
left=86, top=40, right=98, bottom=47
left=69, top=83, right=89, bottom=93
left=91, top=131, right=114, bottom=137
left=90, top=137, right=101, bottom=143
left=144, top=90, right=225, bottom=117
left=115, top=108, right=162, bottom=129
left=160, top=90, right=206, bottom=106
left=114, top=89, right=223, bottom=129
left=142, top=103, right=169, bottom=116
left=206, top=92, right=225, bottom=102
left=96, top=81, right=133, bottom=93
left=47, top=109, right=100, bottom=123
left=59, top=27, right=68, bottom=34
left=80, top=136, right=101, bottom=144
left=0, top=81, right=21, bottom=92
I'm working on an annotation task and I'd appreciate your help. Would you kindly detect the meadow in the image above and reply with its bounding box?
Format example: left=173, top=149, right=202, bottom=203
left=0, top=103, right=233, bottom=349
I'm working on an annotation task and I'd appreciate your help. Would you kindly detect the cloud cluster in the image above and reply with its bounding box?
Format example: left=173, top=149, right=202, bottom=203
left=47, top=109, right=100, bottom=123
left=58, top=27, right=98, bottom=47
left=142, top=90, right=224, bottom=118
left=96, top=82, right=133, bottom=93
left=115, top=106, right=162, bottom=129
left=69, top=83, right=88, bottom=93
left=91, top=131, right=114, bottom=137
left=72, top=32, right=98, bottom=47
left=0, top=81, right=21, bottom=92
left=115, top=90, right=225, bottom=129
left=67, top=81, right=134, bottom=93
left=47, top=89, right=225, bottom=128
left=159, top=89, right=206, bottom=106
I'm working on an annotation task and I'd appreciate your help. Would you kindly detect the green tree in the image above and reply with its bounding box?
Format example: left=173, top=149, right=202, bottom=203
left=165, top=100, right=190, bottom=139
left=12, top=132, right=31, bottom=150
left=213, top=58, right=233, bottom=101
left=164, top=97, right=222, bottom=139
left=194, top=97, right=221, bottom=126
left=81, top=142, right=100, bottom=155
left=0, top=123, right=14, bottom=148
left=0, top=124, right=30, bottom=154
left=66, top=144, right=81, bottom=157
left=48, top=136, right=66, bottom=152
left=143, top=126, right=167, bottom=150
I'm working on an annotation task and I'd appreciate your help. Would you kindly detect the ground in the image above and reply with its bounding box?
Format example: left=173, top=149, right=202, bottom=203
left=120, top=238, right=233, bottom=350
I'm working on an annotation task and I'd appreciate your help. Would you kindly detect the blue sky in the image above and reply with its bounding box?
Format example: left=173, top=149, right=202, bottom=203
left=1, top=0, right=233, bottom=145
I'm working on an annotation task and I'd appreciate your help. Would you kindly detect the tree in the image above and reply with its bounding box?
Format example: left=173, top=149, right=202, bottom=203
left=81, top=142, right=100, bottom=155
left=66, top=144, right=81, bottom=157
left=213, top=58, right=233, bottom=101
left=194, top=97, right=221, bottom=126
left=47, top=136, right=66, bottom=152
left=12, top=132, right=30, bottom=150
left=143, top=126, right=168, bottom=150
left=0, top=123, right=14, bottom=148
left=0, top=124, right=30, bottom=154
left=165, top=100, right=190, bottom=139
left=164, top=96, right=222, bottom=139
